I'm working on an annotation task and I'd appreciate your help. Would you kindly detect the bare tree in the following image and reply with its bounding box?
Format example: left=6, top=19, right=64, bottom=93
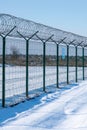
left=10, top=45, right=19, bottom=59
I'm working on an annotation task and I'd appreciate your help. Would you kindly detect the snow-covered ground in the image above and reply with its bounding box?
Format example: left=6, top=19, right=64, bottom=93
left=0, top=80, right=87, bottom=130
left=0, top=66, right=86, bottom=106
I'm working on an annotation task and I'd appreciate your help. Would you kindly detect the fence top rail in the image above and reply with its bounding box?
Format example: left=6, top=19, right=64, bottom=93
left=0, top=13, right=87, bottom=46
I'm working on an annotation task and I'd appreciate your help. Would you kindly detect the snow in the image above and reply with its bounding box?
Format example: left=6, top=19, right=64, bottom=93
left=0, top=81, right=87, bottom=130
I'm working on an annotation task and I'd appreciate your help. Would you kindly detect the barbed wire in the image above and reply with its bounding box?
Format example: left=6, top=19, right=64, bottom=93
left=0, top=14, right=87, bottom=46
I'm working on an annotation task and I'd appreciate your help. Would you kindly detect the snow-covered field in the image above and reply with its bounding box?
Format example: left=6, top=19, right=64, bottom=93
left=0, top=81, right=87, bottom=130
left=0, top=66, right=87, bottom=106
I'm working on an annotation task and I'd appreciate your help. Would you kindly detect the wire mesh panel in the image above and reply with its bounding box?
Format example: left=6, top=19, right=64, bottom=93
left=59, top=44, right=67, bottom=84
left=5, top=37, right=26, bottom=106
left=84, top=48, right=87, bottom=79
left=77, top=47, right=83, bottom=81
left=29, top=40, right=43, bottom=97
left=45, top=42, right=57, bottom=90
left=0, top=37, right=2, bottom=107
left=69, top=45, right=75, bottom=83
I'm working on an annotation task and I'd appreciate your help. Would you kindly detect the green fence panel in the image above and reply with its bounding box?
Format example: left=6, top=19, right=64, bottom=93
left=45, top=42, right=57, bottom=91
left=77, top=46, right=83, bottom=81
left=5, top=37, right=26, bottom=106
left=84, top=48, right=87, bottom=79
left=59, top=44, right=67, bottom=85
left=0, top=37, right=2, bottom=107
left=69, top=45, right=75, bottom=83
left=29, top=40, right=43, bottom=97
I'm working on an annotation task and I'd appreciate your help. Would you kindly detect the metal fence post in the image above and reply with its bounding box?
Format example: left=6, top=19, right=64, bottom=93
left=67, top=45, right=69, bottom=84
left=43, top=42, right=46, bottom=91
left=36, top=34, right=53, bottom=92
left=75, top=46, right=78, bottom=82
left=2, top=37, right=6, bottom=107
left=82, top=47, right=84, bottom=80
left=26, top=39, right=29, bottom=97
left=57, top=44, right=59, bottom=88
left=2, top=26, right=16, bottom=107
left=17, top=31, right=39, bottom=98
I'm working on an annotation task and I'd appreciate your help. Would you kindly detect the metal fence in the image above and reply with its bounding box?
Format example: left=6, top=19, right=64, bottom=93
left=0, top=36, right=87, bottom=107
left=0, top=14, right=87, bottom=107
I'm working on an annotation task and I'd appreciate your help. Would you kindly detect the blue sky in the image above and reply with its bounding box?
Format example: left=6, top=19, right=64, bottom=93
left=0, top=0, right=87, bottom=37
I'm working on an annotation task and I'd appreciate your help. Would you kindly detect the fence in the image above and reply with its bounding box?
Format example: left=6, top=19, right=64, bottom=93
left=0, top=14, right=87, bottom=107
left=0, top=36, right=87, bottom=107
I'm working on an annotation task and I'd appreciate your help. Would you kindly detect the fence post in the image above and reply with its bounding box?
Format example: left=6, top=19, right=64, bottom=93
left=36, top=34, right=53, bottom=92
left=82, top=47, right=84, bottom=80
left=67, top=45, right=69, bottom=84
left=57, top=44, right=59, bottom=88
left=75, top=46, right=78, bottom=82
left=17, top=31, right=39, bottom=98
left=43, top=42, right=46, bottom=91
left=2, top=37, right=6, bottom=107
left=26, top=39, right=29, bottom=97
